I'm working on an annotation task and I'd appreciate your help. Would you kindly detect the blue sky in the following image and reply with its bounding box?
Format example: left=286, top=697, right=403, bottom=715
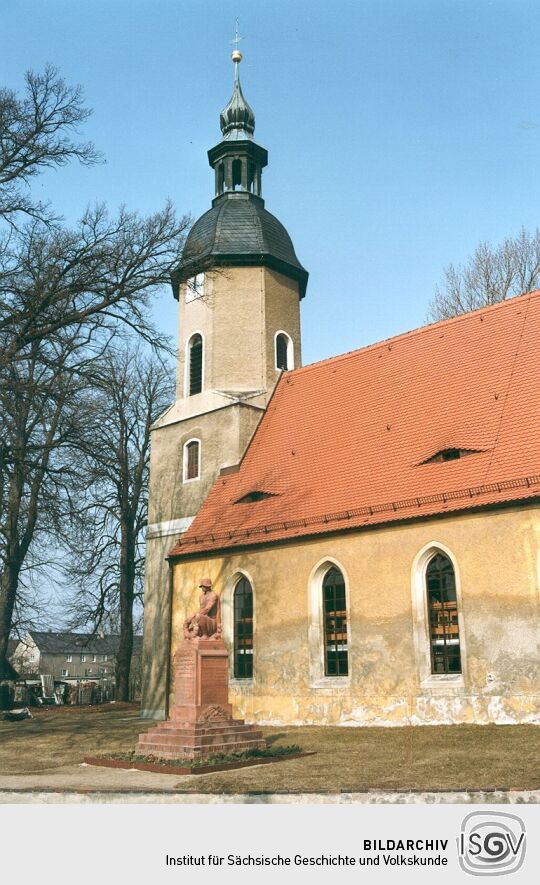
left=3, top=0, right=540, bottom=364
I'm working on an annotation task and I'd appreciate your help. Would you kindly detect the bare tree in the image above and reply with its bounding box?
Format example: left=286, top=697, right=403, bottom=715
left=0, top=202, right=188, bottom=368
left=0, top=330, right=90, bottom=667
left=63, top=348, right=173, bottom=701
left=428, top=227, right=540, bottom=321
left=0, top=67, right=188, bottom=676
left=0, top=65, right=100, bottom=226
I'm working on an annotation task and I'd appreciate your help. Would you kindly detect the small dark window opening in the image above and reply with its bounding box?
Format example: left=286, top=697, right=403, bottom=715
left=426, top=553, right=462, bottom=674
left=276, top=333, right=289, bottom=371
left=423, top=448, right=481, bottom=464
left=232, top=158, right=242, bottom=190
left=439, top=448, right=462, bottom=461
left=188, top=334, right=203, bottom=395
left=235, top=490, right=277, bottom=504
left=185, top=441, right=199, bottom=480
left=323, top=567, right=348, bottom=676
left=218, top=162, right=225, bottom=194
left=234, top=577, right=253, bottom=678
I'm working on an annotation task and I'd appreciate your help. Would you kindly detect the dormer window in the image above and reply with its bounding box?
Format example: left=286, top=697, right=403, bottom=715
left=186, top=274, right=205, bottom=303
left=421, top=448, right=482, bottom=465
left=235, top=491, right=277, bottom=504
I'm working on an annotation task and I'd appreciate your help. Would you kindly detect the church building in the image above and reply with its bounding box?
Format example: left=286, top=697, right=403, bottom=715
left=141, top=52, right=540, bottom=727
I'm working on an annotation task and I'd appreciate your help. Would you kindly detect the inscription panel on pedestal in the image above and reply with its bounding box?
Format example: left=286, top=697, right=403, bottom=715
left=200, top=656, right=229, bottom=705
left=175, top=650, right=196, bottom=704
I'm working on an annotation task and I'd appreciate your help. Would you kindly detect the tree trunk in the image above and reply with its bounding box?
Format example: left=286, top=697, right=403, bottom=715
left=0, top=560, right=21, bottom=669
left=115, top=518, right=135, bottom=701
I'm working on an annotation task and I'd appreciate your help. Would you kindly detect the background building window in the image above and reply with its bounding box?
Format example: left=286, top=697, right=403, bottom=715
left=323, top=567, right=348, bottom=676
left=80, top=654, right=87, bottom=663
left=183, top=439, right=200, bottom=482
left=61, top=669, right=69, bottom=677
left=65, top=654, right=72, bottom=662
left=233, top=577, right=253, bottom=678
left=188, top=334, right=203, bottom=395
left=426, top=553, right=462, bottom=674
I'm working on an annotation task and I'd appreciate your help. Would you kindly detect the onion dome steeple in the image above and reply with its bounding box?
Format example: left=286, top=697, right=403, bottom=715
left=219, top=50, right=255, bottom=141
left=173, top=47, right=308, bottom=299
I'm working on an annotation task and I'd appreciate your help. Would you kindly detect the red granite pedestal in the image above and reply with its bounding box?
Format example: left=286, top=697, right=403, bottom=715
left=137, top=639, right=265, bottom=760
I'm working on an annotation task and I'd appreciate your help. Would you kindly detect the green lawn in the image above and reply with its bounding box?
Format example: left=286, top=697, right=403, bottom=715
left=0, top=706, right=538, bottom=792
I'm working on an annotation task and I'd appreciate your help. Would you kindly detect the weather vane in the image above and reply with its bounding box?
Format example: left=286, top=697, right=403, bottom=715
left=230, top=18, right=244, bottom=63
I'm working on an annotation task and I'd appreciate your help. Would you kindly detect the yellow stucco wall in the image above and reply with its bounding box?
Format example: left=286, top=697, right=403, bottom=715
left=170, top=504, right=540, bottom=726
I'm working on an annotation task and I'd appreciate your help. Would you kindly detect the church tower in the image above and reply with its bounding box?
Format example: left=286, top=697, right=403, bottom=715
left=140, top=50, right=308, bottom=718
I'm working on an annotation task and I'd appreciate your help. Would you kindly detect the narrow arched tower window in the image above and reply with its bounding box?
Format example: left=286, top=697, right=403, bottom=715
left=426, top=553, right=462, bottom=674
left=232, top=158, right=242, bottom=190
left=183, top=440, right=200, bottom=481
left=233, top=577, right=253, bottom=678
left=188, top=334, right=203, bottom=395
left=323, top=567, right=348, bottom=676
left=275, top=333, right=293, bottom=371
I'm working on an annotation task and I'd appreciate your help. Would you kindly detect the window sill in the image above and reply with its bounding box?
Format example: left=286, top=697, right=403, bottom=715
left=229, top=678, right=254, bottom=689
left=310, top=676, right=351, bottom=690
left=420, top=674, right=465, bottom=693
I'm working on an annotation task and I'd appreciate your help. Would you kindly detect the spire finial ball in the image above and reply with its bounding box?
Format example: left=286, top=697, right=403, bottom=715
left=231, top=49, right=242, bottom=63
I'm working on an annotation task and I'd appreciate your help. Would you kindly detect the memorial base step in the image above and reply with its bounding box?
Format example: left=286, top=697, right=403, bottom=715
left=136, top=719, right=266, bottom=761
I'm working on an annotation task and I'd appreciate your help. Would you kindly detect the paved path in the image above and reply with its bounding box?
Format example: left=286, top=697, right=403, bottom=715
left=0, top=764, right=539, bottom=803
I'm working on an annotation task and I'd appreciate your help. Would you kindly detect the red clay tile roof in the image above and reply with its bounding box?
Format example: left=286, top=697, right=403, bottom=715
left=170, top=290, right=540, bottom=558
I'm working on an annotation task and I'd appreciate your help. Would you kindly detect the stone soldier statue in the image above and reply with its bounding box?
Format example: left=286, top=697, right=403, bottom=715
left=183, top=578, right=222, bottom=640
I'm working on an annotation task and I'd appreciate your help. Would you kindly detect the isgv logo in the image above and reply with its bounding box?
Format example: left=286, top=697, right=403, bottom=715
left=458, top=812, right=526, bottom=876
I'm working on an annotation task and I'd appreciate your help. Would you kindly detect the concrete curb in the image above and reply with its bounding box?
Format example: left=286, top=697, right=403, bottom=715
left=1, top=789, right=539, bottom=804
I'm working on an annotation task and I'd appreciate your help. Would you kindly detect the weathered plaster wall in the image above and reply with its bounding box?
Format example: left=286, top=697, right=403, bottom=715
left=140, top=403, right=262, bottom=718
left=147, top=403, right=262, bottom=526
left=140, top=533, right=173, bottom=718
left=170, top=505, right=540, bottom=726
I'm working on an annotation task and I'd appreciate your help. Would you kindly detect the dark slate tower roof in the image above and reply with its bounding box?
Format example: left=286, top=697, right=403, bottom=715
left=172, top=51, right=308, bottom=299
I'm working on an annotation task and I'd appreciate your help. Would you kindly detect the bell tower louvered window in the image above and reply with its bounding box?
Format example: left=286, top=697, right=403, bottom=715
left=188, top=334, right=203, bottom=396
left=323, top=567, right=348, bottom=676
left=426, top=553, right=462, bottom=674
left=233, top=577, right=253, bottom=678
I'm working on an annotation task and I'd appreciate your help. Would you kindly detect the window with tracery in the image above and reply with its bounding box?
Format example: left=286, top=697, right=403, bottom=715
left=323, top=567, right=348, bottom=676
left=233, top=577, right=253, bottom=678
left=426, top=553, right=462, bottom=674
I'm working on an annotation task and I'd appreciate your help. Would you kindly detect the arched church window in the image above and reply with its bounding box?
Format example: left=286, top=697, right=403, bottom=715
left=233, top=577, right=253, bottom=678
left=188, top=334, right=203, bottom=396
left=183, top=439, right=200, bottom=482
left=426, top=553, right=462, bottom=674
left=323, top=567, right=348, bottom=676
left=275, top=332, right=293, bottom=371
